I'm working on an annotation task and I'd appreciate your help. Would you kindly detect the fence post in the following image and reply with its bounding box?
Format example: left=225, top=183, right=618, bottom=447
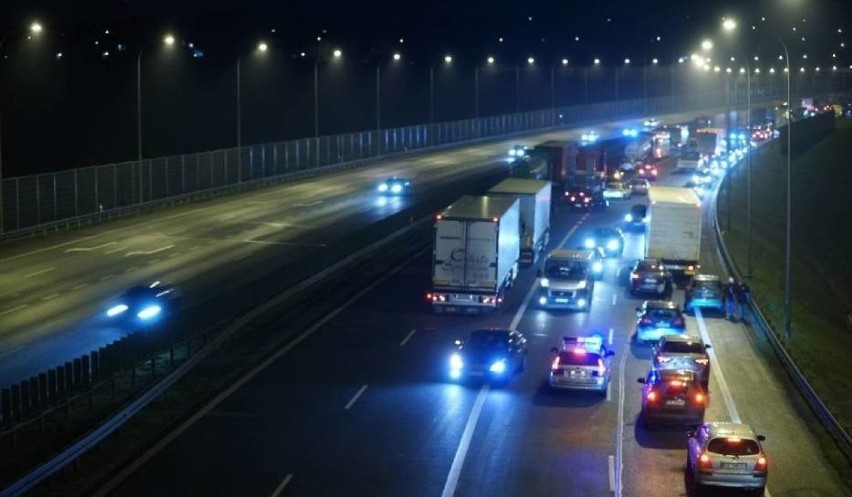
left=20, top=379, right=30, bottom=416
left=81, top=354, right=91, bottom=387
left=91, top=350, right=100, bottom=382
left=56, top=366, right=66, bottom=398
left=73, top=357, right=83, bottom=389
left=10, top=384, right=21, bottom=422
left=2, top=388, right=12, bottom=425
left=64, top=361, right=74, bottom=394
left=48, top=368, right=57, bottom=399
left=38, top=372, right=48, bottom=406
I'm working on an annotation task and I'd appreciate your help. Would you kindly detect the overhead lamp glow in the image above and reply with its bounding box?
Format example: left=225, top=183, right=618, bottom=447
left=393, top=52, right=401, bottom=61
left=652, top=58, right=658, bottom=64
left=815, top=67, right=820, bottom=72
left=333, top=48, right=342, bottom=58
left=527, top=56, right=534, bottom=65
left=561, top=58, right=568, bottom=65
left=444, top=54, right=452, bottom=63
left=722, top=18, right=736, bottom=31
left=624, top=58, right=630, bottom=64
left=593, top=58, right=600, bottom=65
left=701, top=39, right=713, bottom=51
left=163, top=34, right=175, bottom=45
left=30, top=22, right=43, bottom=34
left=769, top=67, right=776, bottom=73
left=754, top=68, right=760, bottom=74
left=487, top=56, right=495, bottom=64
left=799, top=67, right=805, bottom=72
left=739, top=67, right=745, bottom=73
left=257, top=42, right=268, bottom=52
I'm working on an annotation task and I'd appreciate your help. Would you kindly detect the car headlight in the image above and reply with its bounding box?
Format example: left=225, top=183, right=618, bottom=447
left=377, top=183, right=389, bottom=192
left=584, top=238, right=596, bottom=249
left=489, top=360, right=507, bottom=373
left=538, top=296, right=548, bottom=305
left=450, top=353, right=463, bottom=370
left=390, top=183, right=403, bottom=194
left=540, top=277, right=550, bottom=288
left=625, top=214, right=633, bottom=222
left=606, top=240, right=619, bottom=251
left=592, top=261, right=604, bottom=273
left=107, top=304, right=129, bottom=317
left=137, top=304, right=162, bottom=320
left=577, top=298, right=587, bottom=307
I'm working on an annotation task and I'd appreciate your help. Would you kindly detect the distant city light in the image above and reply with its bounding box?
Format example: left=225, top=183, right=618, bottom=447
left=739, top=67, right=745, bottom=73
left=799, top=67, right=805, bottom=72
left=257, top=42, right=268, bottom=52
left=802, top=54, right=807, bottom=59
left=754, top=68, right=760, bottom=74
left=561, top=58, right=568, bottom=65
left=498, top=37, right=504, bottom=43
left=722, top=19, right=736, bottom=31
left=527, top=57, right=535, bottom=65
left=30, top=22, right=43, bottom=34
left=652, top=58, right=658, bottom=64
left=593, top=58, right=600, bottom=65
left=316, top=36, right=321, bottom=41
left=104, top=29, right=110, bottom=35
left=300, top=52, right=306, bottom=57
left=574, top=36, right=580, bottom=41
left=399, top=38, right=404, bottom=44
left=55, top=52, right=63, bottom=60
left=701, top=39, right=713, bottom=51
left=655, top=35, right=661, bottom=41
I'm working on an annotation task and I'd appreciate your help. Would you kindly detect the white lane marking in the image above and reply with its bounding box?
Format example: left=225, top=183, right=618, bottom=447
left=99, top=274, right=115, bottom=281
left=25, top=267, right=55, bottom=278
left=125, top=244, right=174, bottom=257
left=557, top=214, right=587, bottom=248
left=611, top=293, right=617, bottom=306
left=220, top=214, right=236, bottom=221
left=608, top=328, right=614, bottom=346
left=615, top=346, right=628, bottom=497
left=0, top=346, right=25, bottom=359
left=92, top=248, right=430, bottom=497
left=270, top=474, right=294, bottom=497
left=72, top=283, right=89, bottom=290
left=241, top=239, right=329, bottom=247
left=608, top=455, right=616, bottom=492
left=124, top=266, right=139, bottom=273
left=399, top=329, right=416, bottom=346
left=344, top=384, right=369, bottom=410
left=105, top=246, right=127, bottom=254
left=695, top=308, right=740, bottom=423
left=40, top=293, right=59, bottom=301
left=294, top=200, right=323, bottom=207
left=64, top=241, right=117, bottom=253
left=440, top=384, right=490, bottom=497
left=0, top=304, right=28, bottom=317
left=188, top=245, right=202, bottom=251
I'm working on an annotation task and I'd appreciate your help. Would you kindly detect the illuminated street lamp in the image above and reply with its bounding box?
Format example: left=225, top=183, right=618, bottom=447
left=0, top=20, right=45, bottom=234
left=137, top=34, right=177, bottom=162
left=236, top=41, right=270, bottom=180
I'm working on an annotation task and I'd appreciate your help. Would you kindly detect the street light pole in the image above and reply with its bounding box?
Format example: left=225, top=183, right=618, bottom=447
left=474, top=67, right=479, bottom=119
left=515, top=67, right=520, bottom=113
left=236, top=56, right=242, bottom=181
left=313, top=61, right=319, bottom=140
left=782, top=40, right=792, bottom=340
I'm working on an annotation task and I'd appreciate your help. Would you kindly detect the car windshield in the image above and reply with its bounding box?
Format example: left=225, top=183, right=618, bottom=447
left=631, top=206, right=647, bottom=216
left=558, top=351, right=601, bottom=366
left=545, top=261, right=587, bottom=279
left=607, top=183, right=623, bottom=189
left=682, top=151, right=701, bottom=160
left=694, top=280, right=722, bottom=292
left=646, top=308, right=679, bottom=320
left=707, top=437, right=761, bottom=456
left=466, top=330, right=509, bottom=348
left=661, top=341, right=705, bottom=354
left=636, top=261, right=660, bottom=271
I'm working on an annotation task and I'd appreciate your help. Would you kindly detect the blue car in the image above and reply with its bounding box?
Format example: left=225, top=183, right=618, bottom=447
left=449, top=328, right=527, bottom=382
left=684, top=274, right=726, bottom=315
left=376, top=177, right=410, bottom=195
left=634, top=300, right=687, bottom=343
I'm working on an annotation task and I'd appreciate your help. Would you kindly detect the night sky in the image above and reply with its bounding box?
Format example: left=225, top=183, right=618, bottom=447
left=0, top=0, right=849, bottom=176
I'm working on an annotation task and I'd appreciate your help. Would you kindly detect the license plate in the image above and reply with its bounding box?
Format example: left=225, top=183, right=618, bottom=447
left=644, top=278, right=657, bottom=283
left=658, top=322, right=670, bottom=328
left=665, top=399, right=686, bottom=407
left=720, top=462, right=748, bottom=470
left=555, top=298, right=568, bottom=303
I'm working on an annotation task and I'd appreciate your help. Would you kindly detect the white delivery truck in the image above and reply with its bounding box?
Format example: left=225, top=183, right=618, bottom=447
left=488, top=178, right=551, bottom=266
left=646, top=186, right=702, bottom=278
left=429, top=195, right=521, bottom=313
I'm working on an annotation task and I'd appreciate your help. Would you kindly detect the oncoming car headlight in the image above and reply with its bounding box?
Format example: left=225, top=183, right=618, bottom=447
left=137, top=304, right=162, bottom=320
left=584, top=238, right=596, bottom=249
left=377, top=183, right=389, bottom=192
left=540, top=277, right=550, bottom=288
left=489, top=360, right=507, bottom=373
left=390, top=183, right=403, bottom=194
left=450, top=353, right=463, bottom=370
left=606, top=240, right=619, bottom=251
left=577, top=298, right=587, bottom=307
left=592, top=261, right=604, bottom=273
left=625, top=213, right=633, bottom=222
left=107, top=304, right=129, bottom=317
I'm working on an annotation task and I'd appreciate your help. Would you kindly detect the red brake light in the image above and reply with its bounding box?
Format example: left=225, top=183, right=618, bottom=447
left=694, top=393, right=705, bottom=404
left=572, top=348, right=586, bottom=355
left=669, top=380, right=684, bottom=387
left=551, top=356, right=560, bottom=370
left=646, top=390, right=657, bottom=402
left=698, top=452, right=713, bottom=469
left=754, top=456, right=768, bottom=471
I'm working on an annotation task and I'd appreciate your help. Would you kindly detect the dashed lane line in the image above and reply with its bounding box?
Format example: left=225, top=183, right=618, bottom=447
left=344, top=385, right=369, bottom=410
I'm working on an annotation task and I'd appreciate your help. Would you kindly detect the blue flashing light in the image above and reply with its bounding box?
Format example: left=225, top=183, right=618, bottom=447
left=489, top=360, right=507, bottom=374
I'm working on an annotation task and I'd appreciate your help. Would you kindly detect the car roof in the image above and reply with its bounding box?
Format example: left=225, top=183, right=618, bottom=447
left=657, top=368, right=696, bottom=380
left=704, top=422, right=760, bottom=440
left=644, top=300, right=679, bottom=310
left=693, top=274, right=721, bottom=282
left=594, top=227, right=621, bottom=235
left=659, top=334, right=703, bottom=344
left=548, top=248, right=595, bottom=261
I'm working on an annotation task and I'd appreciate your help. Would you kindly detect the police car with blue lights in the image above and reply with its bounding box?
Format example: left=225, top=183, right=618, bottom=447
left=376, top=176, right=411, bottom=195
left=105, top=281, right=180, bottom=324
left=548, top=335, right=614, bottom=395
left=448, top=328, right=528, bottom=382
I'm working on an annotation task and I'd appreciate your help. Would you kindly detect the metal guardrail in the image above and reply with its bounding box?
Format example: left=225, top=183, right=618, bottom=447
left=710, top=146, right=852, bottom=460
left=0, top=212, right=432, bottom=497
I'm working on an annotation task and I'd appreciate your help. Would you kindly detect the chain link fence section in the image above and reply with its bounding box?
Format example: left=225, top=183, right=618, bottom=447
left=1, top=92, right=735, bottom=235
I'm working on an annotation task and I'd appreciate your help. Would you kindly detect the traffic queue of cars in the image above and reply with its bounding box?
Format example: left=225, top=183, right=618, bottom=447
left=445, top=120, right=769, bottom=494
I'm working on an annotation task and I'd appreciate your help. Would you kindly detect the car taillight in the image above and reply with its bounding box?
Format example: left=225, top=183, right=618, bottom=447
left=698, top=452, right=713, bottom=470
left=551, top=356, right=560, bottom=371
left=694, top=393, right=705, bottom=404
left=694, top=358, right=709, bottom=366
left=646, top=390, right=657, bottom=402
left=640, top=318, right=652, bottom=325
left=754, top=456, right=768, bottom=472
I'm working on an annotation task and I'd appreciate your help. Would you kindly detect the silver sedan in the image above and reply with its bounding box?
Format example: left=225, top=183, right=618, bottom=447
left=686, top=422, right=768, bottom=494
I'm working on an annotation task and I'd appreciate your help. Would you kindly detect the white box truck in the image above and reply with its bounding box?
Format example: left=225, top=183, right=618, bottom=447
left=646, top=186, right=702, bottom=278
left=488, top=178, right=551, bottom=265
left=429, top=195, right=521, bottom=313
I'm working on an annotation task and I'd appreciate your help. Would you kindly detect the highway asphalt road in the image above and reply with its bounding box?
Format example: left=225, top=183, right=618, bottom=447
left=98, top=154, right=849, bottom=496
left=0, top=110, right=713, bottom=389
